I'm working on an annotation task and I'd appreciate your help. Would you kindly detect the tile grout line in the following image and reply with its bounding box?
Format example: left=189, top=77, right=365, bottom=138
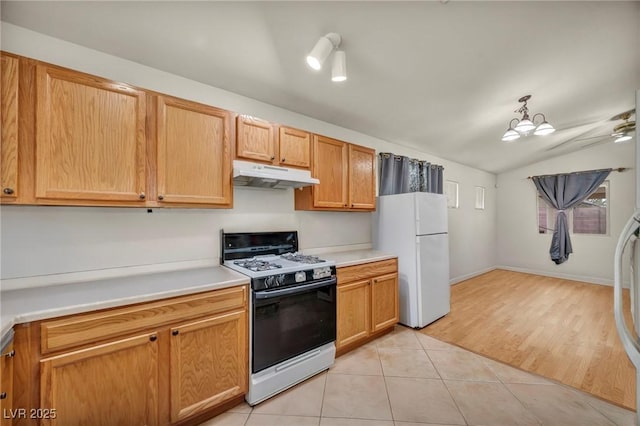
left=318, top=369, right=328, bottom=422
left=376, top=336, right=397, bottom=423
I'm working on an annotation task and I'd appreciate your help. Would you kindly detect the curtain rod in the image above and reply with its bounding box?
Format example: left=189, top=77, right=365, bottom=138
left=527, top=167, right=628, bottom=180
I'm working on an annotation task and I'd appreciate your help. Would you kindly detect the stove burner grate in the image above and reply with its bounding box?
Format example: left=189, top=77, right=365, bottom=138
left=280, top=252, right=326, bottom=264
left=233, top=259, right=283, bottom=272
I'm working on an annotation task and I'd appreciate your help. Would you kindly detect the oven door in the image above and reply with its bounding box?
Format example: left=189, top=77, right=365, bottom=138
left=252, top=278, right=337, bottom=374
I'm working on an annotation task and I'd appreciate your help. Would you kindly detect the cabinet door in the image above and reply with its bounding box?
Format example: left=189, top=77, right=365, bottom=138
left=313, top=135, right=348, bottom=208
left=157, top=96, right=232, bottom=206
left=1, top=342, right=14, bottom=426
left=371, top=273, right=399, bottom=333
left=35, top=65, right=146, bottom=202
left=337, top=280, right=370, bottom=349
left=236, top=116, right=275, bottom=163
left=1, top=55, right=19, bottom=201
left=279, top=127, right=310, bottom=169
left=348, top=144, right=376, bottom=210
left=40, top=333, right=159, bottom=426
left=169, top=309, right=247, bottom=423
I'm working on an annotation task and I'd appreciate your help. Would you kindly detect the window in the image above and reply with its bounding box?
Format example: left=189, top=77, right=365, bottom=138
left=445, top=181, right=459, bottom=208
left=474, top=186, right=485, bottom=210
left=537, top=182, right=608, bottom=235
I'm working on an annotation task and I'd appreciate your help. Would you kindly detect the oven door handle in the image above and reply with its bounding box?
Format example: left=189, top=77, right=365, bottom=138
left=254, top=278, right=336, bottom=300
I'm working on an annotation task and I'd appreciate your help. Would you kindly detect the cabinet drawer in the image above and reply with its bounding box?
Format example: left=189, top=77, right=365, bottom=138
left=337, top=259, right=398, bottom=284
left=41, top=285, right=247, bottom=354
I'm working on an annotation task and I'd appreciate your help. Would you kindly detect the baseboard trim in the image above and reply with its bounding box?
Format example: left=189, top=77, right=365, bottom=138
left=496, top=265, right=628, bottom=288
left=450, top=267, right=498, bottom=285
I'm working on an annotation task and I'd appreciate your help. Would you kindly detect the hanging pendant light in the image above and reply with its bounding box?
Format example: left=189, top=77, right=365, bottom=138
left=502, top=95, right=555, bottom=141
left=502, top=119, right=521, bottom=142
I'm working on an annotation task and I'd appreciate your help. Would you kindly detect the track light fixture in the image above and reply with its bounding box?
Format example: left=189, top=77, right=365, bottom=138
left=306, top=33, right=347, bottom=82
left=502, top=95, right=555, bottom=142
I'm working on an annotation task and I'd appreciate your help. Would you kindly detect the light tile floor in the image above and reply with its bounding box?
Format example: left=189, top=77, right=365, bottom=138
left=200, top=326, right=636, bottom=426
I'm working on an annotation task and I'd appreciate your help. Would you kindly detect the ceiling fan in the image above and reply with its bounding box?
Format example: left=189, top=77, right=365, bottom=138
left=546, top=109, right=636, bottom=152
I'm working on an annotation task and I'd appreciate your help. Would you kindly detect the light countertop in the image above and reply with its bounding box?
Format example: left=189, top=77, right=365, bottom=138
left=0, top=249, right=396, bottom=340
left=0, top=266, right=248, bottom=339
left=321, top=249, right=397, bottom=268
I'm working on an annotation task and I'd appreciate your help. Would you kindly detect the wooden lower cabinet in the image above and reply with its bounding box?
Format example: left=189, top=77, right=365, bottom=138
left=336, top=280, right=370, bottom=348
left=169, top=310, right=247, bottom=423
left=21, top=285, right=248, bottom=426
left=40, top=333, right=159, bottom=426
left=371, top=273, right=400, bottom=332
left=336, top=259, right=399, bottom=352
left=1, top=342, right=14, bottom=426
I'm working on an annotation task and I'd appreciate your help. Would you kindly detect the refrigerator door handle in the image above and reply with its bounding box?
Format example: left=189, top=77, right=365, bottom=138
left=613, top=212, right=640, bottom=423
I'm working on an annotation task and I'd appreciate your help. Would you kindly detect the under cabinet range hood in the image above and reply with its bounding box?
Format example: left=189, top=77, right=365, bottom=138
left=233, top=160, right=319, bottom=189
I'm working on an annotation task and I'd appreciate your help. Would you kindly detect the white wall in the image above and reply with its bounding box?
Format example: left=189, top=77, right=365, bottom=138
left=496, top=141, right=635, bottom=286
left=0, top=23, right=497, bottom=289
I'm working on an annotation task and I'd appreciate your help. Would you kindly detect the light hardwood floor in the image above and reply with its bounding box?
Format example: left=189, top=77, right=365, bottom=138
left=422, top=269, right=636, bottom=409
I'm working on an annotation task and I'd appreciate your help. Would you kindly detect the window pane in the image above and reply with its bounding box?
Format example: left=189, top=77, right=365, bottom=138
left=573, top=184, right=607, bottom=235
left=537, top=196, right=558, bottom=234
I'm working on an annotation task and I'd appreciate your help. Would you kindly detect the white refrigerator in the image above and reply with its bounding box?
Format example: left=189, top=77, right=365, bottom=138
left=373, top=192, right=450, bottom=328
left=614, top=89, right=640, bottom=424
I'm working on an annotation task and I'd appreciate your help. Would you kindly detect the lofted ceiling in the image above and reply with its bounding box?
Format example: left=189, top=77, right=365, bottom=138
left=1, top=1, right=639, bottom=174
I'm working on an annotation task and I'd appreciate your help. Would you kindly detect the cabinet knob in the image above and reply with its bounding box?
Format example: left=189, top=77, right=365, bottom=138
left=149, top=334, right=157, bottom=342
left=271, top=156, right=275, bottom=161
left=4, top=350, right=15, bottom=358
left=343, top=203, right=347, bottom=207
left=139, top=193, right=146, bottom=200
left=158, top=195, right=164, bottom=201
left=0, top=393, right=6, bottom=400
left=281, top=158, right=286, bottom=162
left=351, top=204, right=354, bottom=208
left=172, top=330, right=179, bottom=336
left=3, top=188, right=14, bottom=195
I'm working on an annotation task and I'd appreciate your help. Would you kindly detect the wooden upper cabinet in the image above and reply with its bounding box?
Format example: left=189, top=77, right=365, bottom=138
left=348, top=144, right=376, bottom=210
left=156, top=96, right=232, bottom=206
left=236, top=115, right=276, bottom=163
left=312, top=135, right=348, bottom=208
left=279, top=126, right=310, bottom=169
left=1, top=54, right=19, bottom=200
left=35, top=64, right=147, bottom=203
left=169, top=309, right=247, bottom=423
left=40, top=333, right=159, bottom=426
left=295, top=135, right=376, bottom=212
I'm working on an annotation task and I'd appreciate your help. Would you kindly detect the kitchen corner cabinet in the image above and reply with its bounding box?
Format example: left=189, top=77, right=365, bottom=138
left=156, top=96, right=232, bottom=207
left=35, top=63, right=147, bottom=204
left=336, top=259, right=399, bottom=352
left=1, top=342, right=14, bottom=426
left=294, top=135, right=376, bottom=211
left=30, top=285, right=249, bottom=425
left=1, top=54, right=19, bottom=202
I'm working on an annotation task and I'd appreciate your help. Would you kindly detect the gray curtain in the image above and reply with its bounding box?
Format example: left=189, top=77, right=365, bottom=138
left=419, top=161, right=430, bottom=192
left=532, top=168, right=611, bottom=264
left=379, top=153, right=444, bottom=195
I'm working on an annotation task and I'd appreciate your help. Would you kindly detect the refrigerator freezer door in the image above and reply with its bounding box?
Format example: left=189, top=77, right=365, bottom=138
left=416, top=233, right=451, bottom=328
left=415, top=193, right=448, bottom=235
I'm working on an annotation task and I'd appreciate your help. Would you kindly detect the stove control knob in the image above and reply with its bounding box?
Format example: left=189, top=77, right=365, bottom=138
left=276, top=274, right=286, bottom=286
left=264, top=276, right=275, bottom=288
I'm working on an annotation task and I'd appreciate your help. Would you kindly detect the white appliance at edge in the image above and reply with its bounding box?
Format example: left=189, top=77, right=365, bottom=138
left=374, top=192, right=450, bottom=328
left=613, top=88, right=640, bottom=424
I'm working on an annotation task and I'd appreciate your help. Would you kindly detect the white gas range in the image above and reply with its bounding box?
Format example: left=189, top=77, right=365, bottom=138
left=221, top=231, right=337, bottom=406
